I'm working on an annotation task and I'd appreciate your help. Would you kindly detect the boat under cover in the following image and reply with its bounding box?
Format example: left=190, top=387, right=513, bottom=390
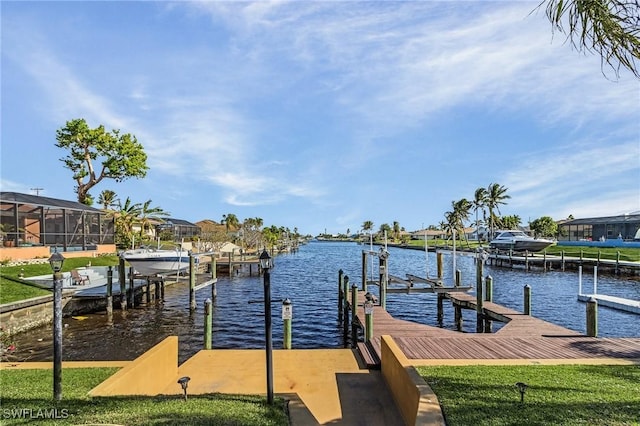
left=489, top=230, right=555, bottom=252
left=120, top=247, right=191, bottom=276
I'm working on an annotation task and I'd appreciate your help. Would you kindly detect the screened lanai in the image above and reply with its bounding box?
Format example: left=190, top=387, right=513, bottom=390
left=0, top=192, right=115, bottom=259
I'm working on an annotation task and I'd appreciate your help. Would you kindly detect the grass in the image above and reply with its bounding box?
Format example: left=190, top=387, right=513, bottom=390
left=0, top=368, right=289, bottom=425
left=0, top=278, right=51, bottom=304
left=418, top=364, right=640, bottom=426
left=0, top=256, right=120, bottom=305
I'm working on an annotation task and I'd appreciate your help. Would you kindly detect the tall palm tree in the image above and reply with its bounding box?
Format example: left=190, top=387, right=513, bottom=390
left=452, top=198, right=472, bottom=246
left=138, top=199, right=170, bottom=241
left=473, top=187, right=487, bottom=240
left=392, top=221, right=401, bottom=242
left=222, top=214, right=239, bottom=233
left=486, top=183, right=511, bottom=240
left=97, top=189, right=118, bottom=210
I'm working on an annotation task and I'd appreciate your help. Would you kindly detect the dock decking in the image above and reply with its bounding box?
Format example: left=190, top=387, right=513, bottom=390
left=347, top=290, right=640, bottom=368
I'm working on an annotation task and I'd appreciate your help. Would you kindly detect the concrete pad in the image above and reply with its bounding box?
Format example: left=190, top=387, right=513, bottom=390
left=160, top=349, right=402, bottom=425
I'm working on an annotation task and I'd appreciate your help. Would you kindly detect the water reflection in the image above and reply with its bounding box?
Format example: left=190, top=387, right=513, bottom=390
left=10, top=241, right=639, bottom=363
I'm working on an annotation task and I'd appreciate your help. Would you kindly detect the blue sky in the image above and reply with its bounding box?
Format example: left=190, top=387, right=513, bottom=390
left=2, top=1, right=639, bottom=236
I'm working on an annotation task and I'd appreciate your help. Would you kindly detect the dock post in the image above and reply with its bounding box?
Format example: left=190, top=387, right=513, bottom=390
left=282, top=299, right=292, bottom=349
left=119, top=258, right=127, bottom=311
left=484, top=275, right=493, bottom=302
left=455, top=269, right=461, bottom=287
left=543, top=250, right=547, bottom=271
left=379, top=255, right=387, bottom=309
left=364, top=293, right=373, bottom=342
left=586, top=297, right=598, bottom=337
left=561, top=251, right=565, bottom=271
left=437, top=293, right=444, bottom=326
left=338, top=269, right=344, bottom=318
left=154, top=279, right=160, bottom=302
left=211, top=257, right=217, bottom=300
left=351, top=283, right=358, bottom=347
left=128, top=267, right=135, bottom=308
left=437, top=252, right=443, bottom=281
left=190, top=255, right=196, bottom=311
left=343, top=276, right=350, bottom=346
left=578, top=264, right=583, bottom=295
left=454, top=304, right=463, bottom=331
left=524, top=284, right=531, bottom=315
left=615, top=251, right=620, bottom=275
left=106, top=266, right=113, bottom=321
left=476, top=257, right=484, bottom=333
left=361, top=251, right=368, bottom=292
left=593, top=265, right=598, bottom=295
left=525, top=250, right=529, bottom=271
left=204, top=298, right=212, bottom=349
left=146, top=277, right=151, bottom=304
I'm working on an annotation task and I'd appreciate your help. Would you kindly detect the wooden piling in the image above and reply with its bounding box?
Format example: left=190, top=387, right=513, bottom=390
left=561, top=250, right=565, bottom=271
left=364, top=296, right=373, bottom=342
left=211, top=258, right=217, bottom=300
left=189, top=255, right=196, bottom=311
left=484, top=275, right=493, bottom=302
left=615, top=251, right=620, bottom=275
left=338, top=269, right=344, bottom=317
left=379, top=256, right=387, bottom=309
left=455, top=269, right=461, bottom=287
left=106, top=266, right=113, bottom=320
left=128, top=267, right=135, bottom=308
left=343, top=276, right=350, bottom=346
left=351, top=283, right=358, bottom=347
left=525, top=250, right=530, bottom=271
left=586, top=297, right=598, bottom=337
left=437, top=252, right=443, bottom=280
left=282, top=299, right=292, bottom=349
left=524, top=284, right=531, bottom=315
left=118, top=258, right=127, bottom=311
left=204, top=298, right=212, bottom=349
left=145, top=277, right=151, bottom=304
left=476, top=257, right=484, bottom=333
left=361, top=251, right=368, bottom=292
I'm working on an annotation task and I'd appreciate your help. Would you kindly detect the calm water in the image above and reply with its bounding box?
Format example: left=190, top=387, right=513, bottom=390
left=10, top=241, right=640, bottom=363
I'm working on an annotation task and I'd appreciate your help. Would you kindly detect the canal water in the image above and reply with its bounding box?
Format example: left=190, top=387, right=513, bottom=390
left=10, top=241, right=640, bottom=363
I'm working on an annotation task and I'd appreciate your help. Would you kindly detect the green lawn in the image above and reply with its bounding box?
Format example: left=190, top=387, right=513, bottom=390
left=418, top=364, right=640, bottom=426
left=0, top=368, right=289, bottom=425
left=0, top=278, right=51, bottom=304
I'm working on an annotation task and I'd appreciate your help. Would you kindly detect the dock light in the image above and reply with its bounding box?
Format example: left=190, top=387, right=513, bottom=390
left=48, top=250, right=65, bottom=402
left=259, top=249, right=273, bottom=270
left=515, top=382, right=528, bottom=403
left=177, top=376, right=191, bottom=400
left=49, top=251, right=65, bottom=273
left=259, top=249, right=274, bottom=405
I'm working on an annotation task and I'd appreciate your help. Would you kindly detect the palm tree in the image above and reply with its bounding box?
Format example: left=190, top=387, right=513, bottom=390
left=486, top=183, right=511, bottom=240
left=473, top=187, right=487, bottom=240
left=392, top=221, right=401, bottom=242
left=138, top=199, right=170, bottom=241
left=97, top=189, right=118, bottom=210
left=111, top=197, right=141, bottom=248
left=222, top=214, right=239, bottom=233
left=452, top=198, right=472, bottom=246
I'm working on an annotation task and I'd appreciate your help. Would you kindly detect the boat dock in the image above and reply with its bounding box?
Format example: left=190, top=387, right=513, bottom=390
left=486, top=250, right=640, bottom=275
left=578, top=294, right=640, bottom=314
left=346, top=289, right=640, bottom=368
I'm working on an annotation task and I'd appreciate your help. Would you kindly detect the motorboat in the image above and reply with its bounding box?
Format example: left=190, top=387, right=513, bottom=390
left=120, top=246, right=191, bottom=276
left=489, top=230, right=555, bottom=252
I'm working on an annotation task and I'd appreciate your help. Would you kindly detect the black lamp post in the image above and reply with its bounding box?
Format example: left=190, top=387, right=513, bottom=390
left=48, top=251, right=65, bottom=402
left=259, top=249, right=274, bottom=405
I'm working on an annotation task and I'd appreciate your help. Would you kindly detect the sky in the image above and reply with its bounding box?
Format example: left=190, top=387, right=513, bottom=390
left=1, top=1, right=639, bottom=236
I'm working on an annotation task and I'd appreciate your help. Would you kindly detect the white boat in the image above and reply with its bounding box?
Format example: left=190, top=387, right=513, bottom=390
left=489, top=230, right=555, bottom=252
left=120, top=247, right=191, bottom=276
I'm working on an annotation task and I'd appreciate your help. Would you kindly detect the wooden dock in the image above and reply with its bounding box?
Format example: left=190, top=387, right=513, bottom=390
left=347, top=290, right=640, bottom=368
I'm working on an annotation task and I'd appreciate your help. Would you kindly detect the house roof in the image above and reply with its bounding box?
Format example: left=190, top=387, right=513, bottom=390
left=562, top=214, right=640, bottom=226
left=0, top=191, right=103, bottom=212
